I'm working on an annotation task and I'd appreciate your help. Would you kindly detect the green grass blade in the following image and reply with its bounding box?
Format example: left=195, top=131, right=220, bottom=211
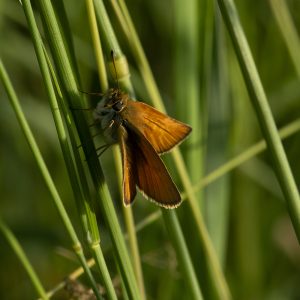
left=35, top=0, right=141, bottom=298
left=134, top=117, right=300, bottom=241
left=21, top=1, right=117, bottom=298
left=46, top=50, right=117, bottom=300
left=110, top=1, right=231, bottom=298
left=110, top=0, right=228, bottom=298
left=269, top=0, right=300, bottom=77
left=0, top=59, right=103, bottom=300
left=23, top=0, right=91, bottom=243
left=93, top=0, right=134, bottom=93
left=89, top=1, right=146, bottom=297
left=51, top=0, right=81, bottom=82
left=113, top=147, right=146, bottom=300
left=174, top=0, right=203, bottom=195
left=193, top=118, right=300, bottom=193
left=162, top=210, right=203, bottom=300
left=0, top=218, right=48, bottom=300
left=217, top=0, right=300, bottom=241
left=94, top=2, right=206, bottom=294
left=85, top=0, right=108, bottom=91
left=204, top=10, right=231, bottom=265
left=3, top=1, right=300, bottom=298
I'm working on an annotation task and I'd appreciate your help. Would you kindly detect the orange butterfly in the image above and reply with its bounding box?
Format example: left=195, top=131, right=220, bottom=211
left=93, top=89, right=191, bottom=208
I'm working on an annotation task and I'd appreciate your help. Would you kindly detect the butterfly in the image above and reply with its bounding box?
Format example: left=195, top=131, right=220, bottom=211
left=93, top=88, right=191, bottom=208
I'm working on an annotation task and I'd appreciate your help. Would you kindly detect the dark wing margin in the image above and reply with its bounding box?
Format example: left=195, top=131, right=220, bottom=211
left=125, top=125, right=181, bottom=208
left=124, top=101, right=192, bottom=154
left=118, top=126, right=137, bottom=206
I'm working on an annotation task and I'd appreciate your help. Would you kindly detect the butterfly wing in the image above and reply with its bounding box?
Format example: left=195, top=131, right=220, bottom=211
left=122, top=100, right=191, bottom=154
left=122, top=125, right=181, bottom=208
left=118, top=126, right=137, bottom=206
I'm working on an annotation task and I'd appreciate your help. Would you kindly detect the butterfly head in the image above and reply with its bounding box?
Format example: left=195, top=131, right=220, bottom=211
left=93, top=88, right=128, bottom=143
left=94, top=88, right=127, bottom=118
left=103, top=88, right=128, bottom=112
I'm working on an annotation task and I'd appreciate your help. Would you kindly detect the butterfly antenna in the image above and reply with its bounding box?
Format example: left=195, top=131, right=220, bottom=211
left=111, top=50, right=120, bottom=89
left=78, top=89, right=104, bottom=96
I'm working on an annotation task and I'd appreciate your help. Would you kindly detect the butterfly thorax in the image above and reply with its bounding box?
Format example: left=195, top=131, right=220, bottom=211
left=93, top=88, right=129, bottom=144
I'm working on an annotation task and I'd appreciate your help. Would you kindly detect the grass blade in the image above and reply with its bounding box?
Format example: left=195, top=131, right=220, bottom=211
left=35, top=0, right=141, bottom=298
left=0, top=218, right=48, bottom=300
left=21, top=1, right=117, bottom=298
left=217, top=0, right=300, bottom=241
left=111, top=0, right=231, bottom=298
left=0, top=59, right=103, bottom=300
left=162, top=210, right=203, bottom=300
left=269, top=0, right=300, bottom=77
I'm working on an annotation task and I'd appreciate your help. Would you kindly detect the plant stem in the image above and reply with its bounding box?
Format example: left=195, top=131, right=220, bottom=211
left=113, top=147, right=146, bottom=300
left=0, top=218, right=48, bottom=300
left=86, top=0, right=108, bottom=91
left=0, top=59, right=103, bottom=300
left=162, top=210, right=203, bottom=300
left=21, top=1, right=118, bottom=298
left=110, top=1, right=231, bottom=298
left=35, top=0, right=141, bottom=298
left=269, top=0, right=300, bottom=77
left=217, top=0, right=300, bottom=242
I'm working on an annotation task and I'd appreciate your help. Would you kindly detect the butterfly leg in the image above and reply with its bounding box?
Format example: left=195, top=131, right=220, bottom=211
left=95, top=144, right=111, bottom=157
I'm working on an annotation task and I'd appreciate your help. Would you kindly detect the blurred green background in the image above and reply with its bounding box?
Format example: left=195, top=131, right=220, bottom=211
left=1, top=0, right=300, bottom=299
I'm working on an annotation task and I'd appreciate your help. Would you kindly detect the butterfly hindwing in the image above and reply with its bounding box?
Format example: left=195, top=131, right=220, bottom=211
left=123, top=125, right=181, bottom=208
left=118, top=126, right=137, bottom=206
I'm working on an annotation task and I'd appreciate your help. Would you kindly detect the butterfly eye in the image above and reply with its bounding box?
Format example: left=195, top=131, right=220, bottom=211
left=112, top=101, right=123, bottom=111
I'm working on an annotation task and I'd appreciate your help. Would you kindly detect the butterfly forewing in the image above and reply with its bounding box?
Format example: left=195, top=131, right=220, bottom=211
left=123, top=125, right=181, bottom=208
left=123, top=100, right=192, bottom=154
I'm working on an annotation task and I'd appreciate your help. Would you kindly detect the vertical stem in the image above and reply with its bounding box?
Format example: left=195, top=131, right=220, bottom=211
left=217, top=0, right=300, bottom=241
left=35, top=0, right=142, bottom=298
left=86, top=0, right=108, bottom=91
left=0, top=218, right=48, bottom=300
left=162, top=210, right=203, bottom=300
left=113, top=146, right=146, bottom=300
left=269, top=0, right=300, bottom=77
left=0, top=59, right=103, bottom=300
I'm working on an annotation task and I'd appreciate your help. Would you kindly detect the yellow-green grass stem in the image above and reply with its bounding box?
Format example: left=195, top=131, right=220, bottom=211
left=85, top=0, right=108, bottom=91
left=38, top=116, right=300, bottom=298
left=111, top=1, right=231, bottom=298
left=269, top=0, right=300, bottom=77
left=0, top=218, right=48, bottom=300
left=113, top=146, right=146, bottom=300
left=35, top=0, right=141, bottom=298
left=0, top=59, right=103, bottom=300
left=162, top=210, right=203, bottom=300
left=217, top=0, right=300, bottom=242
left=89, top=1, right=146, bottom=297
left=21, top=0, right=117, bottom=298
left=94, top=1, right=205, bottom=297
